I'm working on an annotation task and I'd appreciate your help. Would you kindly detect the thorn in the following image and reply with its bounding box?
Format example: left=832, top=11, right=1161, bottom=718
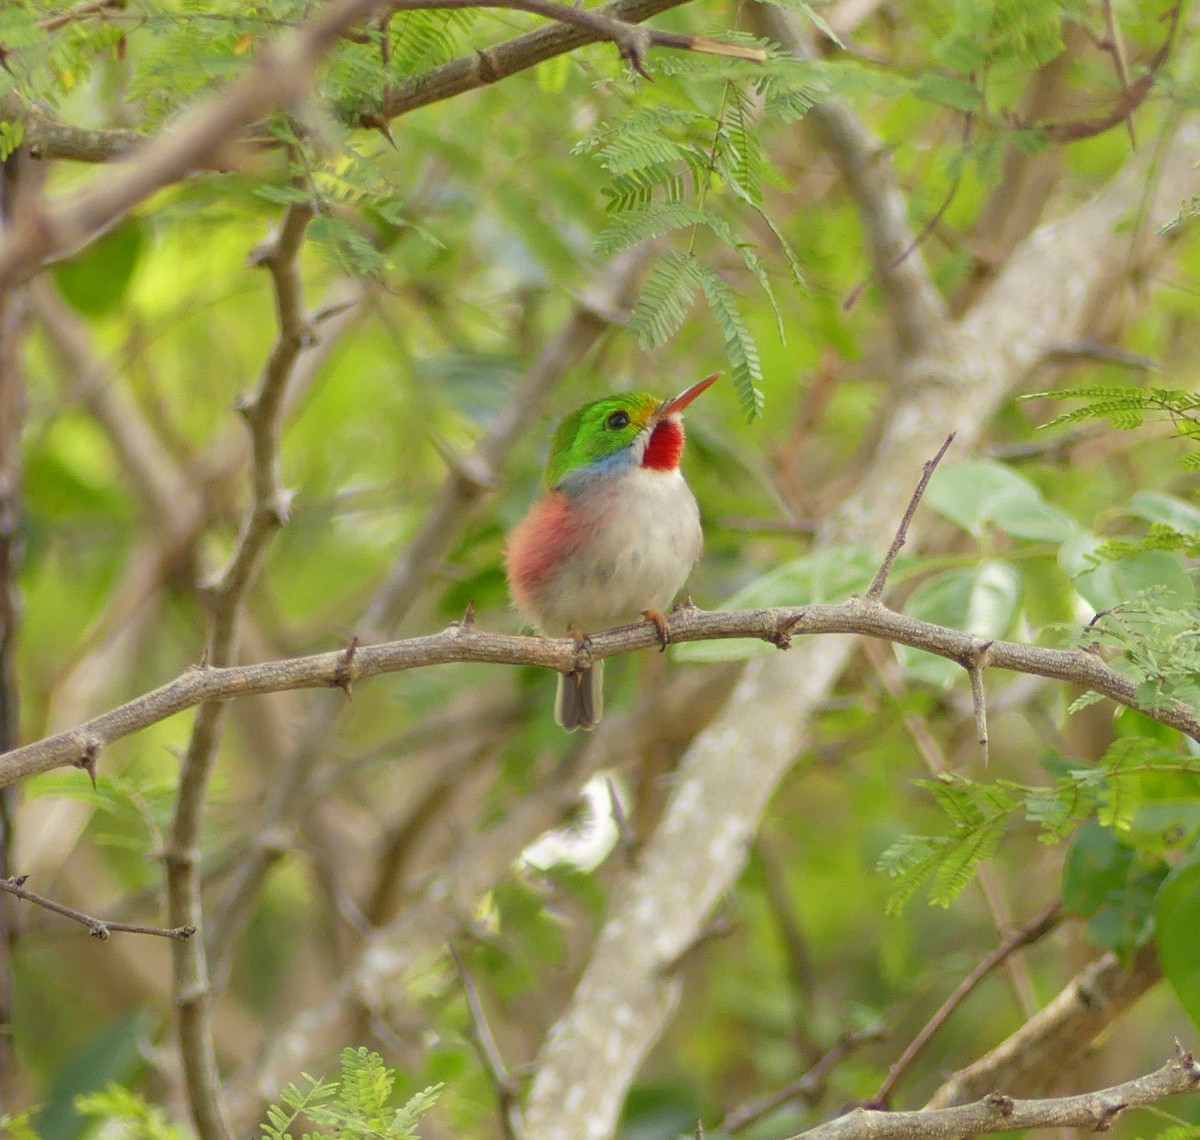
left=74, top=737, right=100, bottom=788
left=642, top=609, right=670, bottom=651
left=11, top=874, right=28, bottom=888
left=769, top=611, right=805, bottom=650
left=333, top=636, right=359, bottom=699
left=985, top=1092, right=1014, bottom=1115
left=455, top=601, right=477, bottom=630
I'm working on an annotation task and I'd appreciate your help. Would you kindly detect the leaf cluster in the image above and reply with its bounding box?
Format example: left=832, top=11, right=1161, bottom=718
left=261, top=1047, right=442, bottom=1140
left=877, top=737, right=1200, bottom=920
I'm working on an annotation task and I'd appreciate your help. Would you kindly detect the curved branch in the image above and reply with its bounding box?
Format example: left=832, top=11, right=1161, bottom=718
left=0, top=0, right=379, bottom=289
left=1, top=595, right=1197, bottom=790
left=788, top=1050, right=1200, bottom=1140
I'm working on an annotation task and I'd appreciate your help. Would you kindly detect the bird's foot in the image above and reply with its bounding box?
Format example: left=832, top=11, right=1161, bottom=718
left=568, top=628, right=593, bottom=670
left=642, top=609, right=671, bottom=652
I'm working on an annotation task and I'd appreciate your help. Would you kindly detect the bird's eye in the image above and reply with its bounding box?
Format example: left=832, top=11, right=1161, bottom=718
left=606, top=410, right=631, bottom=431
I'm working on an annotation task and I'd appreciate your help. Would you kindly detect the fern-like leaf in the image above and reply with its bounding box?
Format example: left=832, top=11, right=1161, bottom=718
left=692, top=263, right=764, bottom=419
left=629, top=250, right=703, bottom=349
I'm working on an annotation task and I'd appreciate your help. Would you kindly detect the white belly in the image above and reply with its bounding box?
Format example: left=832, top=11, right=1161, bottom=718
left=539, top=467, right=701, bottom=634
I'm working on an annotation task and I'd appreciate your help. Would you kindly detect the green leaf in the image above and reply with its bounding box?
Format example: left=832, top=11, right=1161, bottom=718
left=694, top=262, right=764, bottom=420
left=629, top=250, right=701, bottom=350
left=1126, top=491, right=1200, bottom=536
left=1059, top=536, right=1195, bottom=613
left=895, top=561, right=1021, bottom=686
left=1155, top=849, right=1200, bottom=1031
left=913, top=72, right=984, bottom=112
left=53, top=218, right=148, bottom=317
left=926, top=460, right=1075, bottom=542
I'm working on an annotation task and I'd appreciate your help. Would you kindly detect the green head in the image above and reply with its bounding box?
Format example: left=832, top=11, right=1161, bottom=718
left=543, top=391, right=660, bottom=488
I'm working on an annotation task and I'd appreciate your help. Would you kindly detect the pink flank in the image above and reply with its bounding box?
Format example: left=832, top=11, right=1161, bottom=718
left=505, top=490, right=587, bottom=621
left=642, top=419, right=685, bottom=471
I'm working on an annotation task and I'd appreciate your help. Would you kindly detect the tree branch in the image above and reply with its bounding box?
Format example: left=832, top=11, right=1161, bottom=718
left=386, top=0, right=764, bottom=77
left=788, top=1049, right=1200, bottom=1140
left=1, top=593, right=1198, bottom=790
left=202, top=248, right=647, bottom=985
left=0, top=875, right=195, bottom=942
left=925, top=944, right=1163, bottom=1107
left=164, top=201, right=313, bottom=1140
left=870, top=901, right=1063, bottom=1108
left=0, top=0, right=379, bottom=288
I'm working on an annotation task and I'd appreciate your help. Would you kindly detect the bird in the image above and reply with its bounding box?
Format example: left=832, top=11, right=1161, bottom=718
left=505, top=372, right=719, bottom=731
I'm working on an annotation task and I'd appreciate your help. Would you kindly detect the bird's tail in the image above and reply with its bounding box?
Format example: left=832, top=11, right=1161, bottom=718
left=556, top=661, right=604, bottom=731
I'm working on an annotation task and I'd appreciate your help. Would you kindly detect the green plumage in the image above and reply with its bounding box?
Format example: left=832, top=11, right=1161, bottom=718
left=543, top=393, right=659, bottom=489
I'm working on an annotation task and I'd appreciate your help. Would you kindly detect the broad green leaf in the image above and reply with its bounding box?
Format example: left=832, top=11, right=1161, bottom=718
left=1155, top=850, right=1200, bottom=1032
left=53, top=218, right=148, bottom=317
left=926, top=460, right=1075, bottom=542
left=1063, top=820, right=1132, bottom=918
left=1126, top=491, right=1200, bottom=535
left=1064, top=820, right=1161, bottom=960
left=913, top=73, right=983, bottom=112
left=895, top=561, right=1020, bottom=686
left=1059, top=535, right=1195, bottom=613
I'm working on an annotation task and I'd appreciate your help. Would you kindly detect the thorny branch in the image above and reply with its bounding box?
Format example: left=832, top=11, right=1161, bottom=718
left=0, top=0, right=380, bottom=288
left=0, top=875, right=195, bottom=942
left=3, top=593, right=1199, bottom=790
left=164, top=200, right=313, bottom=1140
left=450, top=942, right=525, bottom=1140
left=203, top=248, right=647, bottom=986
left=788, top=1048, right=1200, bottom=1140
left=871, top=900, right=1064, bottom=1108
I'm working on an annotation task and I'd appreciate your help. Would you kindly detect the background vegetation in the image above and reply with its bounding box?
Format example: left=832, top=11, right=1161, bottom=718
left=1, top=1, right=1200, bottom=1138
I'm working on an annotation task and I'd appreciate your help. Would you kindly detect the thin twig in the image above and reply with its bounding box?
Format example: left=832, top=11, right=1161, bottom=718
left=966, top=641, right=991, bottom=767
left=871, top=900, right=1064, bottom=1108
left=0, top=876, right=195, bottom=941
left=387, top=0, right=764, bottom=76
left=165, top=200, right=313, bottom=1140
left=720, top=1022, right=889, bottom=1134
left=865, top=433, right=955, bottom=600
left=204, top=250, right=646, bottom=983
left=791, top=1049, right=1200, bottom=1140
left=38, top=0, right=126, bottom=32
left=449, top=942, right=524, bottom=1140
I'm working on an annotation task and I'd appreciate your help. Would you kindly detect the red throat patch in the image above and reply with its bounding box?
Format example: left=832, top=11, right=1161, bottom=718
left=643, top=419, right=685, bottom=470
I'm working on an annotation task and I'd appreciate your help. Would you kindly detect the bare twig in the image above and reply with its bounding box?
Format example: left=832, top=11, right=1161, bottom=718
left=871, top=901, right=1063, bottom=1108
left=0, top=876, right=195, bottom=942
left=790, top=1049, right=1200, bottom=1140
left=865, top=433, right=954, bottom=600
left=205, top=249, right=646, bottom=982
left=1101, top=0, right=1136, bottom=148
left=165, top=201, right=313, bottom=1140
left=388, top=0, right=764, bottom=76
left=966, top=641, right=991, bottom=766
left=720, top=1022, right=889, bottom=1134
left=926, top=943, right=1162, bottom=1107
left=38, top=0, right=126, bottom=32
left=449, top=942, right=525, bottom=1140
left=0, top=0, right=379, bottom=288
